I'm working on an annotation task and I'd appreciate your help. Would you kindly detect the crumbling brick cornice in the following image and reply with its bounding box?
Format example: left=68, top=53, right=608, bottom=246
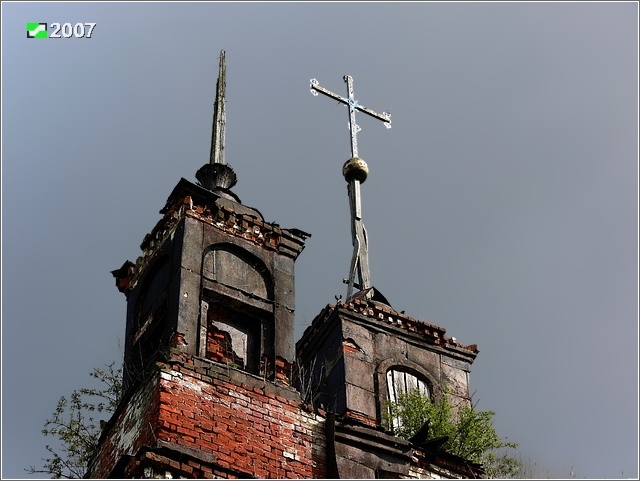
left=340, top=298, right=479, bottom=354
left=113, top=185, right=310, bottom=294
left=297, top=301, right=478, bottom=358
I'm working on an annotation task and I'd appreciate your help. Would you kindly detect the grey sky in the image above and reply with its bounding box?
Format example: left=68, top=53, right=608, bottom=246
left=2, top=2, right=638, bottom=479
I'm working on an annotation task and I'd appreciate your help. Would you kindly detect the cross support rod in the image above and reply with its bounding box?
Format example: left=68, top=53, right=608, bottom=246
left=347, top=179, right=370, bottom=299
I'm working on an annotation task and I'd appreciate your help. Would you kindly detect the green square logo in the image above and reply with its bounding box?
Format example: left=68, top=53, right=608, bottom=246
left=27, top=22, right=47, bottom=38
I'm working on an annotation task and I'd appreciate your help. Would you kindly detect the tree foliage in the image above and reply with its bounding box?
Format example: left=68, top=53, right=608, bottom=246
left=27, top=363, right=123, bottom=479
left=386, top=388, right=521, bottom=478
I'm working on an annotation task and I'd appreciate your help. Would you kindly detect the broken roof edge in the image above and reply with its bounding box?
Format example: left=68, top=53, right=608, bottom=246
left=160, top=178, right=311, bottom=239
left=160, top=177, right=258, bottom=218
left=296, top=301, right=479, bottom=358
left=112, top=177, right=311, bottom=295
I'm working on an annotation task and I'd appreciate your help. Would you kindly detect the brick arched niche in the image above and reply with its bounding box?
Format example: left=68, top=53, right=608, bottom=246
left=199, top=244, right=275, bottom=375
left=375, top=358, right=439, bottom=429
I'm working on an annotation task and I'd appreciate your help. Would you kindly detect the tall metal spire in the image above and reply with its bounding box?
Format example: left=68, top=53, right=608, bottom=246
left=309, top=75, right=391, bottom=300
left=196, top=50, right=237, bottom=194
left=209, top=50, right=226, bottom=165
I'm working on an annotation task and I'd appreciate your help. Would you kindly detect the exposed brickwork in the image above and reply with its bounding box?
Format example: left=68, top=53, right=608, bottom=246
left=88, top=374, right=161, bottom=478
left=274, top=356, right=294, bottom=385
left=189, top=201, right=280, bottom=253
left=206, top=324, right=243, bottom=367
left=88, top=351, right=326, bottom=479
left=156, top=354, right=325, bottom=478
left=134, top=449, right=249, bottom=479
left=341, top=409, right=378, bottom=429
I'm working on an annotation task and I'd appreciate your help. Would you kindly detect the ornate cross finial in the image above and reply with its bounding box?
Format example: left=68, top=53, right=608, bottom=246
left=310, top=76, right=391, bottom=159
left=309, top=76, right=391, bottom=300
left=209, top=50, right=227, bottom=165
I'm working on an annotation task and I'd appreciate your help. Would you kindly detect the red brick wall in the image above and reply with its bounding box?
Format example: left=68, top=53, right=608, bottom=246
left=156, top=357, right=326, bottom=478
left=88, top=352, right=326, bottom=478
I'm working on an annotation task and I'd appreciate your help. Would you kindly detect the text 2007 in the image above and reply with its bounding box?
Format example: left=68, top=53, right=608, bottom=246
left=49, top=22, right=96, bottom=38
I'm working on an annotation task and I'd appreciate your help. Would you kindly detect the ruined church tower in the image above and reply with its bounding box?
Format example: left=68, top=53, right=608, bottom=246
left=86, top=52, right=484, bottom=479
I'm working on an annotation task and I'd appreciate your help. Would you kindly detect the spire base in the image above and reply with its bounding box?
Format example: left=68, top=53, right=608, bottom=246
left=195, top=163, right=238, bottom=201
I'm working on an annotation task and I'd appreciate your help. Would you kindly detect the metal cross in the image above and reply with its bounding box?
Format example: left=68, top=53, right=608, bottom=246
left=310, top=76, right=391, bottom=159
left=309, top=75, right=391, bottom=300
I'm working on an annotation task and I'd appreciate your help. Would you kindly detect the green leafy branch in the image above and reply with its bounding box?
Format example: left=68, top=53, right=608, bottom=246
left=385, top=388, right=521, bottom=478
left=26, top=363, right=123, bottom=479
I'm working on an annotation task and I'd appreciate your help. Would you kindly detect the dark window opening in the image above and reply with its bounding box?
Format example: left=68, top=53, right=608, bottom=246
left=130, top=300, right=169, bottom=382
left=128, top=258, right=171, bottom=384
left=206, top=302, right=262, bottom=374
left=133, top=258, right=170, bottom=333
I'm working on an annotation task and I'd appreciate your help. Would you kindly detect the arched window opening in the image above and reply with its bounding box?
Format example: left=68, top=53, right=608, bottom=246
left=386, top=368, right=432, bottom=433
left=201, top=245, right=274, bottom=375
